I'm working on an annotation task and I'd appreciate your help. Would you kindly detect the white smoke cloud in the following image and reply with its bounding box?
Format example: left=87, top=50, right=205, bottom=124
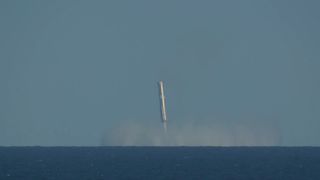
left=101, top=120, right=281, bottom=146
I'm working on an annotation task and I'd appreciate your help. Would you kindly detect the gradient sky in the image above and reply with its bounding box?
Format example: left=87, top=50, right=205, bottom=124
left=1, top=0, right=319, bottom=146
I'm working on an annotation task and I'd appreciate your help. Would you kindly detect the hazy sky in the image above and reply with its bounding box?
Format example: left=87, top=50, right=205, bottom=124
left=1, top=0, right=319, bottom=146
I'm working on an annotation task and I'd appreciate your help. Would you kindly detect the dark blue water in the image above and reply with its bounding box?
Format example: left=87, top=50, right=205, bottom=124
left=0, top=147, right=320, bottom=180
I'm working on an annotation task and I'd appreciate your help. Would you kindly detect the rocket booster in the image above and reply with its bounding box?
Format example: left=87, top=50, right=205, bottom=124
left=158, top=81, right=167, bottom=130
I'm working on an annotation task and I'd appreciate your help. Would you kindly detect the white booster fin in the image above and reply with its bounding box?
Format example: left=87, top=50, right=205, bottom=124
left=158, top=81, right=167, bottom=123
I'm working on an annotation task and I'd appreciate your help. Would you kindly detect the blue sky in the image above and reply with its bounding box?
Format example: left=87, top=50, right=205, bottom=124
left=1, top=0, right=319, bottom=146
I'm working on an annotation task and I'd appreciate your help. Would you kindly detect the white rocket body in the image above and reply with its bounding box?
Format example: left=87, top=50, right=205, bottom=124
left=158, top=81, right=167, bottom=132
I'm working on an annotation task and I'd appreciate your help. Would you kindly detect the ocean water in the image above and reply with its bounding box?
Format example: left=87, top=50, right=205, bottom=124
left=0, top=147, right=320, bottom=180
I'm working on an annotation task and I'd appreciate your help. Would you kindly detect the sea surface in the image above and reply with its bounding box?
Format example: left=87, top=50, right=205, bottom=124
left=0, top=147, right=320, bottom=180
